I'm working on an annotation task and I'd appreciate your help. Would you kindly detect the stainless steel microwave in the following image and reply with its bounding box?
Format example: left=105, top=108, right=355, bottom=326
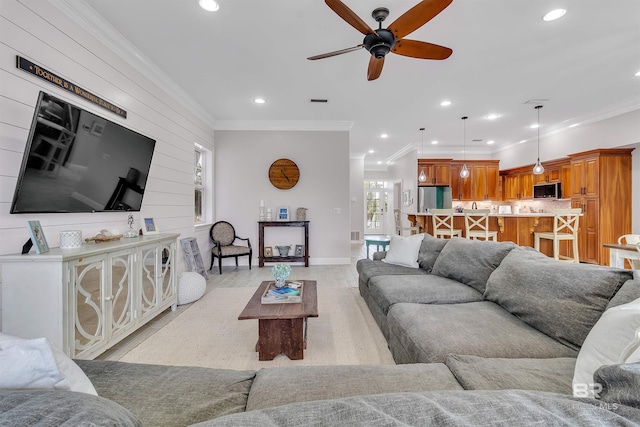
left=533, top=182, right=562, bottom=199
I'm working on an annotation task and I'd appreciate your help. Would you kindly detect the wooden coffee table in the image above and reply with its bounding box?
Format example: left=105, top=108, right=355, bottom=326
left=238, top=280, right=318, bottom=361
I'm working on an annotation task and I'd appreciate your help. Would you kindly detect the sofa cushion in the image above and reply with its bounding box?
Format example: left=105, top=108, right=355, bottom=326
left=368, top=274, right=483, bottom=315
left=194, top=390, right=640, bottom=426
left=382, top=234, right=424, bottom=268
left=76, top=360, right=255, bottom=426
left=446, top=354, right=576, bottom=394
left=572, top=297, right=640, bottom=397
left=246, top=364, right=462, bottom=411
left=387, top=301, right=577, bottom=364
left=356, top=259, right=428, bottom=287
left=607, top=279, right=640, bottom=310
left=0, top=389, right=142, bottom=426
left=417, top=233, right=449, bottom=272
left=431, top=237, right=517, bottom=293
left=484, top=248, right=634, bottom=351
left=594, top=363, right=640, bottom=409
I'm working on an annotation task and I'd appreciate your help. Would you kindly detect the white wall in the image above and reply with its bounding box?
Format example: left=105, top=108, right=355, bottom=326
left=349, top=157, right=364, bottom=241
left=0, top=0, right=214, bottom=326
left=389, top=150, right=418, bottom=231
left=214, top=130, right=350, bottom=265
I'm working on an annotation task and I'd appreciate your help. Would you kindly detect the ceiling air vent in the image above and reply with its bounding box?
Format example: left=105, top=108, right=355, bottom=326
left=472, top=139, right=483, bottom=142
left=524, top=99, right=550, bottom=104
left=309, top=99, right=328, bottom=103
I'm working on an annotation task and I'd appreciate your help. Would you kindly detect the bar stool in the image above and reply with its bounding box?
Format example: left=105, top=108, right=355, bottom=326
left=394, top=209, right=420, bottom=236
left=534, top=208, right=581, bottom=262
left=431, top=208, right=462, bottom=239
left=463, top=209, right=498, bottom=241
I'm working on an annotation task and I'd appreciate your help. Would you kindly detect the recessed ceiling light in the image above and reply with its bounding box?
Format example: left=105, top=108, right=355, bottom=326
left=368, top=149, right=375, bottom=153
left=431, top=140, right=439, bottom=145
left=530, top=124, right=539, bottom=129
left=377, top=161, right=382, bottom=165
left=543, top=9, right=566, bottom=21
left=380, top=134, right=388, bottom=138
left=635, top=70, right=640, bottom=77
left=440, top=100, right=452, bottom=106
left=199, top=0, right=220, bottom=12
left=486, top=114, right=501, bottom=120
left=254, top=98, right=266, bottom=104
left=486, top=140, right=495, bottom=145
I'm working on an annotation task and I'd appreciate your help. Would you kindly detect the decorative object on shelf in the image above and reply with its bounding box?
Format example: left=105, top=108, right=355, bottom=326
left=85, top=229, right=123, bottom=243
left=296, top=207, right=308, bottom=221
left=59, top=230, right=82, bottom=249
left=264, top=246, right=273, bottom=257
left=418, top=127, right=427, bottom=183
left=460, top=116, right=470, bottom=179
left=177, top=271, right=206, bottom=305
left=26, top=220, right=49, bottom=254
left=276, top=245, right=291, bottom=257
left=124, top=214, right=138, bottom=238
left=142, top=217, right=159, bottom=235
left=532, top=105, right=545, bottom=175
left=259, top=200, right=266, bottom=221
left=277, top=206, right=289, bottom=221
left=271, top=263, right=291, bottom=288
left=295, top=244, right=305, bottom=257
left=266, top=208, right=272, bottom=221
left=268, top=158, right=300, bottom=190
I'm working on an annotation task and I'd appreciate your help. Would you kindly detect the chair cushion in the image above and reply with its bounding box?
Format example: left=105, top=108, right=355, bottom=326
left=216, top=245, right=251, bottom=256
left=484, top=248, right=634, bottom=351
left=211, top=222, right=235, bottom=246
left=431, top=237, right=517, bottom=293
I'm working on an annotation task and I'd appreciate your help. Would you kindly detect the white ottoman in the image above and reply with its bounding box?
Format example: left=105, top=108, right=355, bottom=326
left=177, top=272, right=206, bottom=305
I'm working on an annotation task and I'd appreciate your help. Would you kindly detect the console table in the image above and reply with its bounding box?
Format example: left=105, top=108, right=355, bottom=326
left=258, top=221, right=309, bottom=267
left=0, top=233, right=178, bottom=359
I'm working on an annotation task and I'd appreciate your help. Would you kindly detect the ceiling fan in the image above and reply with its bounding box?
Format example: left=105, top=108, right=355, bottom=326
left=308, top=0, right=453, bottom=81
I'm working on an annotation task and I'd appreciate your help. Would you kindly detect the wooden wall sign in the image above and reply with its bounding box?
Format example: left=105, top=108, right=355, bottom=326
left=16, top=56, right=127, bottom=118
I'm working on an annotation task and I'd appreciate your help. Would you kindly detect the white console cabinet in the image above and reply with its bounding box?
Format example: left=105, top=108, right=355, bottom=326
left=0, top=233, right=178, bottom=359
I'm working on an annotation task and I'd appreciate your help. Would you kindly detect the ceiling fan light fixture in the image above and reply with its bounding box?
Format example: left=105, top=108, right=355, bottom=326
left=199, top=0, right=220, bottom=12
left=532, top=105, right=545, bottom=175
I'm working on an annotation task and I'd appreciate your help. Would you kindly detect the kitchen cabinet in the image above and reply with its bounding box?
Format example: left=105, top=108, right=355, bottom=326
left=0, top=234, right=178, bottom=359
left=568, top=149, right=633, bottom=264
left=450, top=163, right=472, bottom=200
left=502, top=171, right=533, bottom=200
left=418, top=160, right=451, bottom=186
left=471, top=162, right=500, bottom=200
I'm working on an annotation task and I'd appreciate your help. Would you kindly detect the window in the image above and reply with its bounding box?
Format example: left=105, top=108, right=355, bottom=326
left=194, top=144, right=211, bottom=224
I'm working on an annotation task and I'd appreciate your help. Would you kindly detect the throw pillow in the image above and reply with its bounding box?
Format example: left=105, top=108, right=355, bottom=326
left=430, top=237, right=517, bottom=293
left=572, top=298, right=640, bottom=398
left=0, top=333, right=97, bottom=395
left=592, top=363, right=640, bottom=409
left=382, top=234, right=424, bottom=268
left=417, top=233, right=449, bottom=272
left=485, top=248, right=634, bottom=351
left=0, top=337, right=69, bottom=390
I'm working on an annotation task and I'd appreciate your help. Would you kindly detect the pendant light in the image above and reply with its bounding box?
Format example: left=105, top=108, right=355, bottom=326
left=460, top=117, right=469, bottom=179
left=418, top=127, right=427, bottom=183
left=532, top=105, right=545, bottom=175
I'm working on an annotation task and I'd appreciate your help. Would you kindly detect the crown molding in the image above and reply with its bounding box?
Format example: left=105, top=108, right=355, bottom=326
left=213, top=120, right=353, bottom=132
left=51, top=0, right=217, bottom=128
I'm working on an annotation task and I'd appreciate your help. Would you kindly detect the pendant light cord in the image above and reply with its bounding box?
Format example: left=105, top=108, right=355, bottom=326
left=536, top=105, right=541, bottom=160
left=462, top=116, right=468, bottom=161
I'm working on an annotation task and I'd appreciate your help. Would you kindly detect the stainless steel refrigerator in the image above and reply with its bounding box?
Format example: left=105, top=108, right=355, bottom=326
left=418, top=186, right=453, bottom=212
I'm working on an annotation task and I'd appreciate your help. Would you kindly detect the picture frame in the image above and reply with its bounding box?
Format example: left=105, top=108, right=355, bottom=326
left=142, top=217, right=159, bottom=235
left=277, top=206, right=289, bottom=221
left=295, top=244, right=304, bottom=257
left=90, top=121, right=105, bottom=137
left=403, top=190, right=412, bottom=207
left=264, top=246, right=273, bottom=257
left=27, top=220, right=49, bottom=254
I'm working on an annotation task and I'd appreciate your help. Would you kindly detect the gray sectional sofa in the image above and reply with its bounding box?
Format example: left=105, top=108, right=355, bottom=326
left=2, top=235, right=640, bottom=426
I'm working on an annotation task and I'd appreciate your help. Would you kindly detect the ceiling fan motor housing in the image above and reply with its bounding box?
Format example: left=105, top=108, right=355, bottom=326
left=364, top=29, right=396, bottom=59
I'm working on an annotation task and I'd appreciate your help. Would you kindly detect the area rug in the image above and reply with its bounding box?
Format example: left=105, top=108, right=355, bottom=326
left=120, top=286, right=395, bottom=371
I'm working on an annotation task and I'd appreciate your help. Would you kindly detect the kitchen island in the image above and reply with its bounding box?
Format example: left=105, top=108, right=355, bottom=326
left=407, top=212, right=568, bottom=259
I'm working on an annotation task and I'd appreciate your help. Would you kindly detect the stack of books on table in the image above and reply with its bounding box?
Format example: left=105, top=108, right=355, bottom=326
left=261, top=281, right=303, bottom=304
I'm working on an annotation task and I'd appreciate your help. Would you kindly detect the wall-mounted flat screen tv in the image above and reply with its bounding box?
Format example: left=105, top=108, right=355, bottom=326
left=10, top=91, right=156, bottom=213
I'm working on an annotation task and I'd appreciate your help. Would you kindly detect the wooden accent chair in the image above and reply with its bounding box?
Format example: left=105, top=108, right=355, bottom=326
left=209, top=221, right=252, bottom=274
left=463, top=209, right=498, bottom=241
left=431, top=208, right=462, bottom=239
left=534, top=208, right=581, bottom=263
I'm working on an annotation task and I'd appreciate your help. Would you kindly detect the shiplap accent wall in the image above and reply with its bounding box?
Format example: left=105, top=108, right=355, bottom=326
left=0, top=0, right=214, bottom=326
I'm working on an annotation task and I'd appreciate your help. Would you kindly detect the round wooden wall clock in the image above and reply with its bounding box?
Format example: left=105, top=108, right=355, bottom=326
left=269, top=158, right=300, bottom=190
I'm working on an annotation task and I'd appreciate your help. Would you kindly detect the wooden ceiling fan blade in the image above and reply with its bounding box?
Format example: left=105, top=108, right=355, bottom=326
left=391, top=39, right=452, bottom=59
left=387, top=0, right=453, bottom=40
left=367, top=56, right=385, bottom=81
left=308, top=44, right=364, bottom=60
left=325, top=0, right=375, bottom=35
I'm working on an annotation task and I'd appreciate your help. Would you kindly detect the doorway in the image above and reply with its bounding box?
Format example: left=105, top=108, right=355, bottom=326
left=364, top=181, right=391, bottom=235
